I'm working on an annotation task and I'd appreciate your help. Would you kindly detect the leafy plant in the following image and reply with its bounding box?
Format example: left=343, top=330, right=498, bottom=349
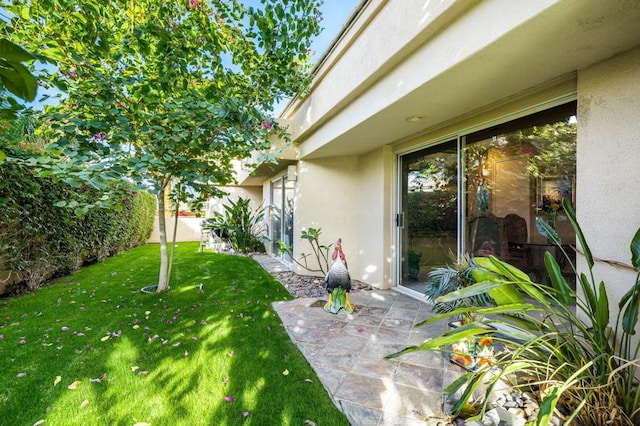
left=387, top=199, right=640, bottom=425
left=4, top=0, right=322, bottom=292
left=0, top=147, right=155, bottom=292
left=204, top=198, right=267, bottom=254
left=423, top=255, right=497, bottom=323
left=277, top=227, right=333, bottom=275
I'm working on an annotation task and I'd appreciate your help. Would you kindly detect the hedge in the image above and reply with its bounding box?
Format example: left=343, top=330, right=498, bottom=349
left=0, top=149, right=156, bottom=293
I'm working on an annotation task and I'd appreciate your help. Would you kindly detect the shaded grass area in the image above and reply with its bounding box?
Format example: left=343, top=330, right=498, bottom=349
left=0, top=243, right=348, bottom=425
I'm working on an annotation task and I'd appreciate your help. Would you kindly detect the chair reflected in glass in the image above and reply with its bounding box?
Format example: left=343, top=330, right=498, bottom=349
left=468, top=213, right=506, bottom=259
left=469, top=213, right=533, bottom=268
left=503, top=213, right=531, bottom=269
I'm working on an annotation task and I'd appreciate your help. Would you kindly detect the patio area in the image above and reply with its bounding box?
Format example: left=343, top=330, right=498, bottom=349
left=256, top=255, right=462, bottom=425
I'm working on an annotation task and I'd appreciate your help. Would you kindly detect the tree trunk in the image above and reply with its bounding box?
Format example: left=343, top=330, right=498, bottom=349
left=156, top=186, right=169, bottom=293
left=166, top=184, right=180, bottom=289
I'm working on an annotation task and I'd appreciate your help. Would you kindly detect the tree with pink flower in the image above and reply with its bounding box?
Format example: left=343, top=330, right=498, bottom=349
left=3, top=0, right=322, bottom=292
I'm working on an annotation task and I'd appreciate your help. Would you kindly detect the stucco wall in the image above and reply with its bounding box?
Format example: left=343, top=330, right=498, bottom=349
left=288, top=149, right=393, bottom=289
left=148, top=186, right=263, bottom=244
left=293, top=156, right=361, bottom=276
left=355, top=146, right=394, bottom=288
left=206, top=186, right=263, bottom=217
left=577, top=46, right=640, bottom=313
left=148, top=217, right=204, bottom=243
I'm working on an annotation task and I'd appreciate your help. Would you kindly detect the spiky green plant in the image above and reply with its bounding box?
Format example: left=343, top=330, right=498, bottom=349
left=205, top=198, right=267, bottom=254
left=423, top=255, right=496, bottom=323
left=387, top=199, right=640, bottom=425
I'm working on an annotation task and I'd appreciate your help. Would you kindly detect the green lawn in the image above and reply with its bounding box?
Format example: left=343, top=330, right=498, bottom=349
left=0, top=243, right=348, bottom=426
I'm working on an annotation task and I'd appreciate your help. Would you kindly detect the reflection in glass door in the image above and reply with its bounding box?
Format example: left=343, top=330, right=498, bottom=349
left=399, top=141, right=458, bottom=293
left=270, top=178, right=283, bottom=254
left=270, top=175, right=295, bottom=261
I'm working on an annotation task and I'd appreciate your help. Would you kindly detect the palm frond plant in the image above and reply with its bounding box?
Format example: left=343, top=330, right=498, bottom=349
left=387, top=199, right=640, bottom=425
left=424, top=255, right=496, bottom=324
left=422, top=255, right=523, bottom=371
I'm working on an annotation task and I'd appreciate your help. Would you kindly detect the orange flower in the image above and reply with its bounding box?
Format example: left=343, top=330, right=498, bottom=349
left=452, top=354, right=473, bottom=367
left=477, top=357, right=494, bottom=368
left=478, top=337, right=493, bottom=347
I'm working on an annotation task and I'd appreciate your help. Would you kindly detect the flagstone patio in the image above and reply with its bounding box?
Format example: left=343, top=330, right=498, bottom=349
left=256, top=255, right=463, bottom=425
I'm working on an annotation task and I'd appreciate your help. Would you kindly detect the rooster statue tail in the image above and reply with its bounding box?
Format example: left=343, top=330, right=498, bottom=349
left=324, top=238, right=354, bottom=314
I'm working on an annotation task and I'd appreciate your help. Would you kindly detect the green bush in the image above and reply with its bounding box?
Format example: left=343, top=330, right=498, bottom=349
left=0, top=148, right=156, bottom=292
left=388, top=200, right=640, bottom=425
left=203, top=197, right=267, bottom=254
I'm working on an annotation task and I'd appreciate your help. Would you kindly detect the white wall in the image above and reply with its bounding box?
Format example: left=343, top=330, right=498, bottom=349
left=293, top=156, right=360, bottom=275
left=148, top=186, right=263, bottom=244
left=287, top=148, right=393, bottom=289
left=577, top=46, right=640, bottom=309
left=148, top=217, right=204, bottom=243
left=206, top=186, right=263, bottom=217
left=355, top=146, right=394, bottom=288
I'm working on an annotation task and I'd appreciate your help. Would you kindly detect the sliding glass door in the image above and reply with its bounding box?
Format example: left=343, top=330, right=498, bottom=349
left=270, top=175, right=295, bottom=260
left=399, top=140, right=459, bottom=292
left=397, top=102, right=577, bottom=294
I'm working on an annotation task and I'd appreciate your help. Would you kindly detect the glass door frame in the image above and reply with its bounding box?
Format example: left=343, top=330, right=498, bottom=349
left=393, top=98, right=577, bottom=294
left=394, top=136, right=464, bottom=295
left=270, top=173, right=295, bottom=261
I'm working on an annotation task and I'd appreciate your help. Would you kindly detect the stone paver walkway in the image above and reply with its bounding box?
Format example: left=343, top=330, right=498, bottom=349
left=255, top=255, right=462, bottom=425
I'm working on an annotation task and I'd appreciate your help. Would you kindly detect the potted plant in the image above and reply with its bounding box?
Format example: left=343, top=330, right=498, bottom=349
left=407, top=249, right=422, bottom=280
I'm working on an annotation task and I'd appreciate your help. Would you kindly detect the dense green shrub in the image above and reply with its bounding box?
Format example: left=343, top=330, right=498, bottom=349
left=0, top=149, right=156, bottom=292
left=407, top=190, right=457, bottom=235
left=203, top=197, right=267, bottom=254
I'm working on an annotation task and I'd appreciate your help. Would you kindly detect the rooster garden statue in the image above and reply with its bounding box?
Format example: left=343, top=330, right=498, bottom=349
left=324, top=238, right=354, bottom=315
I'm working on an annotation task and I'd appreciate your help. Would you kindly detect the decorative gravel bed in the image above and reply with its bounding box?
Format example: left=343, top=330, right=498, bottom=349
left=268, top=270, right=372, bottom=299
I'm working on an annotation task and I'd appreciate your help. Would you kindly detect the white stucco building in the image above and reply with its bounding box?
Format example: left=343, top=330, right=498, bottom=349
left=225, top=0, right=640, bottom=306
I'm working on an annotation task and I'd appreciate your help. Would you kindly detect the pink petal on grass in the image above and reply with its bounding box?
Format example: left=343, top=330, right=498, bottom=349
left=228, top=351, right=235, bottom=356
left=224, top=396, right=234, bottom=402
left=19, top=339, right=26, bottom=345
left=243, top=411, right=250, bottom=417
left=61, top=326, right=70, bottom=331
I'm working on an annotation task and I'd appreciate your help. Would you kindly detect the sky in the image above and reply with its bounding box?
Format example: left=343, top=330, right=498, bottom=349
left=309, top=1, right=362, bottom=62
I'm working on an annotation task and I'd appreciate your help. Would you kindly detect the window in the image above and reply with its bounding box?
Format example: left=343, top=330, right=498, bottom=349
left=270, top=174, right=295, bottom=260
left=399, top=102, right=576, bottom=292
